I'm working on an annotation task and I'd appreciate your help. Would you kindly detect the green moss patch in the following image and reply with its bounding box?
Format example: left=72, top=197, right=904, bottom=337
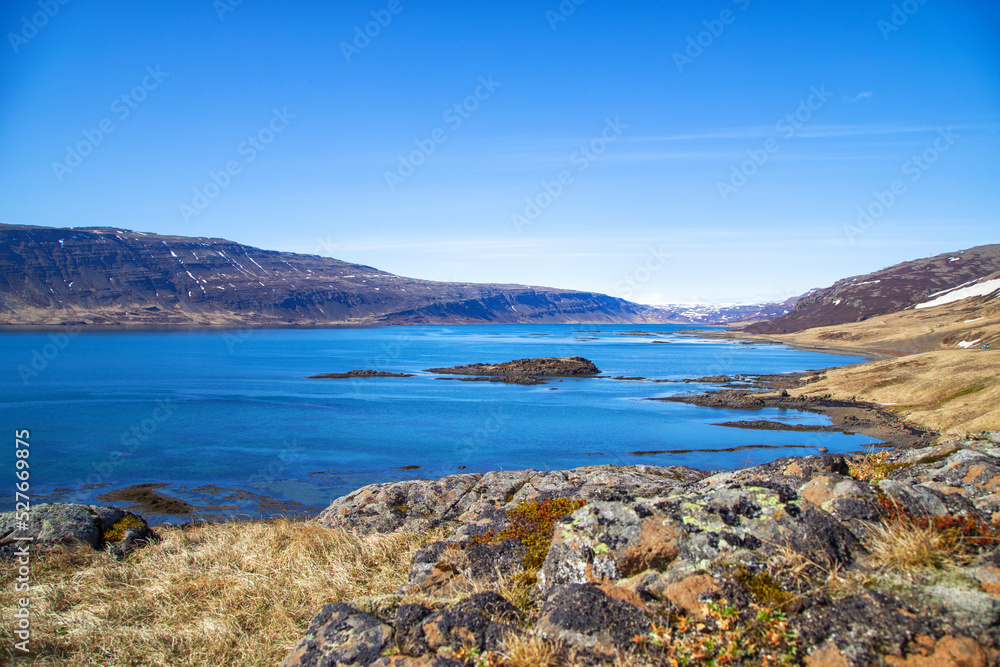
left=102, top=514, right=146, bottom=544
left=941, top=384, right=986, bottom=404
left=474, top=497, right=587, bottom=571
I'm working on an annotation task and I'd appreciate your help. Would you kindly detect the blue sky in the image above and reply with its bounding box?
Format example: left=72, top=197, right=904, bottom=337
left=1, top=0, right=997, bottom=304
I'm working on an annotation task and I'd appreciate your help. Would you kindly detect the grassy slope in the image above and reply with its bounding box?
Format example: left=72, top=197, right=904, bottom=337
left=760, top=293, right=1000, bottom=436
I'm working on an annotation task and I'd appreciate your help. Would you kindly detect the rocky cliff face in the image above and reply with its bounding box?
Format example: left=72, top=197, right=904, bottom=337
left=0, top=224, right=662, bottom=326
left=745, top=245, right=1000, bottom=334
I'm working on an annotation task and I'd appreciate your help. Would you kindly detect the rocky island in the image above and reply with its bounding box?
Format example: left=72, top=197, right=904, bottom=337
left=425, top=356, right=600, bottom=385
left=308, top=370, right=416, bottom=379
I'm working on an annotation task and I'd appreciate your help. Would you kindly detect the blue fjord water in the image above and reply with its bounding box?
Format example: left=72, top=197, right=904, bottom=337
left=0, top=325, right=879, bottom=521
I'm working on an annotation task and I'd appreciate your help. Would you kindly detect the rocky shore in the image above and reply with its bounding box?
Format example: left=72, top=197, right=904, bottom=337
left=659, top=382, right=936, bottom=450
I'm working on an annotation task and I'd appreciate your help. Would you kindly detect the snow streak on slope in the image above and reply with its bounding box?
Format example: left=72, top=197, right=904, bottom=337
left=915, top=278, right=1000, bottom=310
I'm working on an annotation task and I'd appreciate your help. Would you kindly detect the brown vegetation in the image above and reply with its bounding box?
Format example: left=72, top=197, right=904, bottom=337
left=0, top=519, right=440, bottom=666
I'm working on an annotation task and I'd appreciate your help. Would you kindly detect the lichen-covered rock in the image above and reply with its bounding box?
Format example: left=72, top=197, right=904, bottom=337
left=393, top=593, right=520, bottom=660
left=0, top=503, right=155, bottom=559
left=536, top=501, right=681, bottom=595
left=400, top=538, right=528, bottom=598
left=280, top=603, right=393, bottom=667
left=792, top=576, right=999, bottom=666
left=888, top=448, right=1000, bottom=517
left=659, top=480, right=864, bottom=578
left=315, top=474, right=484, bottom=535
left=295, top=445, right=1000, bottom=666
left=315, top=465, right=707, bottom=537
left=536, top=583, right=651, bottom=658
left=884, top=635, right=989, bottom=667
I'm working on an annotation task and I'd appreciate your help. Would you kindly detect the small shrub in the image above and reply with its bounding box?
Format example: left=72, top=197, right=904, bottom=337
left=633, top=601, right=798, bottom=665
left=847, top=449, right=905, bottom=482
left=475, top=497, right=587, bottom=571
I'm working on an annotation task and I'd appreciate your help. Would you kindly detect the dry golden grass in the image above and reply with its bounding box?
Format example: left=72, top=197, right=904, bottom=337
left=790, top=349, right=1000, bottom=435
left=865, top=519, right=958, bottom=573
left=500, top=631, right=569, bottom=667
left=0, top=518, right=440, bottom=667
left=763, top=543, right=873, bottom=601
left=774, top=291, right=1000, bottom=356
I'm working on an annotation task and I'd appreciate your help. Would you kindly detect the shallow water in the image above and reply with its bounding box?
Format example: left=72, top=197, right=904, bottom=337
left=0, top=324, right=879, bottom=521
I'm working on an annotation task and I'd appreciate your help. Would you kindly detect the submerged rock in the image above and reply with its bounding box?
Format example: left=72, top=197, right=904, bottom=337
left=308, top=370, right=415, bottom=379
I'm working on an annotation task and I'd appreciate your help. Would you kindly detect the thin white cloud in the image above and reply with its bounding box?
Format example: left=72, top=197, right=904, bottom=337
left=846, top=91, right=874, bottom=103
left=630, top=124, right=975, bottom=142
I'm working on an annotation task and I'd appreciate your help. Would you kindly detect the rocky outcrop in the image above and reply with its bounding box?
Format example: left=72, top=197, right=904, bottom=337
left=293, top=436, right=1000, bottom=666
left=425, top=356, right=600, bottom=384
left=315, top=465, right=707, bottom=536
left=0, top=503, right=156, bottom=560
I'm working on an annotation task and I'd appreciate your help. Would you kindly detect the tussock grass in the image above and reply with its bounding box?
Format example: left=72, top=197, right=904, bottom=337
left=866, top=518, right=958, bottom=573
left=501, top=631, right=569, bottom=667
left=0, top=518, right=439, bottom=667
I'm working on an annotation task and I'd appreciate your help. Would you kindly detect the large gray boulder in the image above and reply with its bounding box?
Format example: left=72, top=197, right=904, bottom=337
left=0, top=503, right=155, bottom=559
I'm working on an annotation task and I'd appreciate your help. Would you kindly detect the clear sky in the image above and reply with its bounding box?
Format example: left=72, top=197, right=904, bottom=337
left=1, top=1, right=997, bottom=305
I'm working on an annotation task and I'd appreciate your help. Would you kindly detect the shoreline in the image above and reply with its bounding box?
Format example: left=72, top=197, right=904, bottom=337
left=675, top=327, right=914, bottom=360
left=656, top=371, right=937, bottom=451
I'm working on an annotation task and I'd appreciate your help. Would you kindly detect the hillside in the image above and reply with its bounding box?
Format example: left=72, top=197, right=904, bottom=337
left=745, top=244, right=1000, bottom=334
left=754, top=272, right=1000, bottom=437
left=0, top=224, right=665, bottom=326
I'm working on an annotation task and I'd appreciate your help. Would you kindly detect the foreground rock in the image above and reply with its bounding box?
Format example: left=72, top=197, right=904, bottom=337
left=425, top=356, right=599, bottom=384
left=292, top=436, right=1000, bottom=666
left=0, top=503, right=156, bottom=560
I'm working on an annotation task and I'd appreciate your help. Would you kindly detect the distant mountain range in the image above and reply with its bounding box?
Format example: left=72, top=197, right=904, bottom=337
left=745, top=244, right=1000, bottom=334
left=648, top=299, right=800, bottom=325
left=2, top=224, right=790, bottom=327
left=0, top=225, right=670, bottom=326
left=10, top=225, right=985, bottom=331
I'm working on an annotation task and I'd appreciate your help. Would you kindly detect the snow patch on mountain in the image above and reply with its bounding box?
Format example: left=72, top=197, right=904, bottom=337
left=915, top=278, right=1000, bottom=310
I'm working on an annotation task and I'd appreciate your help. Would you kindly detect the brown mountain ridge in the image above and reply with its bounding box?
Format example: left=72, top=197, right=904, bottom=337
left=0, top=224, right=663, bottom=326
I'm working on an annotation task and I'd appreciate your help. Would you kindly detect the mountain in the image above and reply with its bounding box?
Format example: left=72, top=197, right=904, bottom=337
left=0, top=224, right=679, bottom=326
left=651, top=298, right=800, bottom=326
left=744, top=245, right=1000, bottom=334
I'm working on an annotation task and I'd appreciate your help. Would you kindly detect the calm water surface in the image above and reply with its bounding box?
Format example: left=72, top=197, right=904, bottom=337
left=0, top=325, right=879, bottom=521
